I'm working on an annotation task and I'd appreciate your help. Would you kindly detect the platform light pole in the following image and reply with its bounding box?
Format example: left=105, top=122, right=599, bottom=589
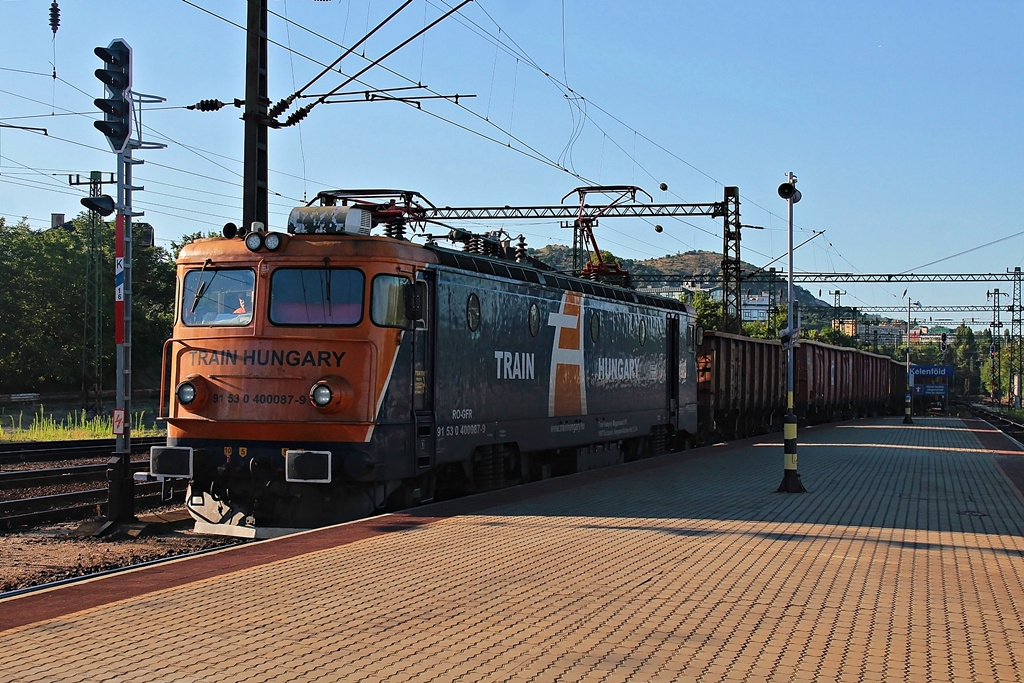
left=903, top=296, right=920, bottom=424
left=777, top=173, right=806, bottom=493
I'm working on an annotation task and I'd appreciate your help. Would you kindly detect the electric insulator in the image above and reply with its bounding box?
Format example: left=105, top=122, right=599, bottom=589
left=189, top=99, right=226, bottom=112
left=268, top=95, right=294, bottom=120
left=283, top=104, right=313, bottom=127
left=49, top=2, right=60, bottom=34
left=515, top=235, right=528, bottom=263
left=383, top=222, right=406, bottom=241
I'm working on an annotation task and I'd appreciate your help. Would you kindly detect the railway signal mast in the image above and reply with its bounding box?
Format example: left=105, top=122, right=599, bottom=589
left=81, top=39, right=165, bottom=529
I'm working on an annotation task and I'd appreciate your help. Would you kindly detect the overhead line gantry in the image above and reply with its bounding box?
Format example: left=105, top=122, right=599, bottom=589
left=636, top=271, right=1023, bottom=285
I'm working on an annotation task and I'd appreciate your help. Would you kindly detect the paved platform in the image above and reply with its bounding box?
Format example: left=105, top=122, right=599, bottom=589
left=3, top=416, right=1024, bottom=682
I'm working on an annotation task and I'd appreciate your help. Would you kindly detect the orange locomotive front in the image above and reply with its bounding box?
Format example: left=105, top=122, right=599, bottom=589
left=151, top=204, right=435, bottom=536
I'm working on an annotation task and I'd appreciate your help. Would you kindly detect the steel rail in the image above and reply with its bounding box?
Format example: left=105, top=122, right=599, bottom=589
left=0, top=437, right=164, bottom=466
left=0, top=460, right=148, bottom=490
left=0, top=482, right=180, bottom=528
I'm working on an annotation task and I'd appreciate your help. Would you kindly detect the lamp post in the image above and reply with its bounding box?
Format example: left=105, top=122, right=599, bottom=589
left=777, top=173, right=806, bottom=493
left=903, top=296, right=920, bottom=424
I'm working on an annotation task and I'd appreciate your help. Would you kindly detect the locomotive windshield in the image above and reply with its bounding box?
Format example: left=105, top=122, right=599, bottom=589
left=181, top=267, right=255, bottom=326
left=269, top=267, right=364, bottom=326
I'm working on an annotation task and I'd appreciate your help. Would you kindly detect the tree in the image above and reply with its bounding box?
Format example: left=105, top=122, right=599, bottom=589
left=170, top=231, right=219, bottom=261
left=952, top=325, right=979, bottom=396
left=805, top=327, right=857, bottom=348
left=686, top=290, right=722, bottom=333
left=130, top=223, right=176, bottom=389
left=0, top=217, right=86, bottom=391
left=0, top=215, right=176, bottom=394
left=743, top=306, right=787, bottom=340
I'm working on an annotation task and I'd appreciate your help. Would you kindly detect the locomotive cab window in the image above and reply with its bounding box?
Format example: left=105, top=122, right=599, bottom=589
left=269, top=267, right=364, bottom=326
left=182, top=268, right=256, bottom=326
left=371, top=274, right=412, bottom=328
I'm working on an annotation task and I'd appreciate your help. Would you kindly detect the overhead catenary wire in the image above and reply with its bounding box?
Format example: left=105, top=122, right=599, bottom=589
left=280, top=0, right=474, bottom=128
left=266, top=0, right=417, bottom=121
left=2, top=0, right=844, bottom=280
left=174, top=1, right=787, bottom=266
left=7, top=0, right=1003, bottom=298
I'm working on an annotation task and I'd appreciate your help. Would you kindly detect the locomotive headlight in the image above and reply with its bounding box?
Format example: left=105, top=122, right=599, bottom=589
left=311, top=383, right=333, bottom=407
left=264, top=232, right=284, bottom=251
left=244, top=231, right=264, bottom=251
left=175, top=375, right=210, bottom=411
left=310, top=376, right=355, bottom=413
left=177, top=382, right=197, bottom=405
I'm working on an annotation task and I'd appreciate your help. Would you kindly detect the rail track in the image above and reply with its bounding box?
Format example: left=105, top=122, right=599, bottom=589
left=958, top=401, right=1024, bottom=446
left=0, top=437, right=165, bottom=467
left=0, top=438, right=182, bottom=528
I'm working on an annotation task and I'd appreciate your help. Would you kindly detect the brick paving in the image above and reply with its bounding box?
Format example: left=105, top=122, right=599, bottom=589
left=2, top=416, right=1024, bottom=682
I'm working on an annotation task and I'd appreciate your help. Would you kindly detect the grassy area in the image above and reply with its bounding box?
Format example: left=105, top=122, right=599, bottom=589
left=0, top=405, right=166, bottom=442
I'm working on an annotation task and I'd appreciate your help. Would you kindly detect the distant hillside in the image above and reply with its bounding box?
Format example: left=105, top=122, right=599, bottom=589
left=528, top=245, right=826, bottom=307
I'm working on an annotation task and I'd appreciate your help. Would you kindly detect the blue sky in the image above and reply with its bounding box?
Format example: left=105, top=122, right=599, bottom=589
left=2, top=0, right=1022, bottom=320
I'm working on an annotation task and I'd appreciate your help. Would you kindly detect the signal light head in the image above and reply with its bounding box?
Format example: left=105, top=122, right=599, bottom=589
left=81, top=194, right=116, bottom=217
left=95, top=68, right=128, bottom=90
left=92, top=39, right=132, bottom=152
left=94, top=45, right=129, bottom=67
left=95, top=119, right=128, bottom=139
left=94, top=98, right=128, bottom=117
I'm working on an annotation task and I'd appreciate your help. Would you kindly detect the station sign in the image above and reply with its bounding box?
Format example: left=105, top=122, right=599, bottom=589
left=913, top=384, right=948, bottom=396
left=909, top=365, right=953, bottom=378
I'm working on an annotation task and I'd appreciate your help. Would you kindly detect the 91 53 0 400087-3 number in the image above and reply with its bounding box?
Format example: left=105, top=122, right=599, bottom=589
left=211, top=393, right=307, bottom=405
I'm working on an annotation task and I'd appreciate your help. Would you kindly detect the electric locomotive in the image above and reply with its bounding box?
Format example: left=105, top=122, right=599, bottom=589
left=149, top=190, right=700, bottom=537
